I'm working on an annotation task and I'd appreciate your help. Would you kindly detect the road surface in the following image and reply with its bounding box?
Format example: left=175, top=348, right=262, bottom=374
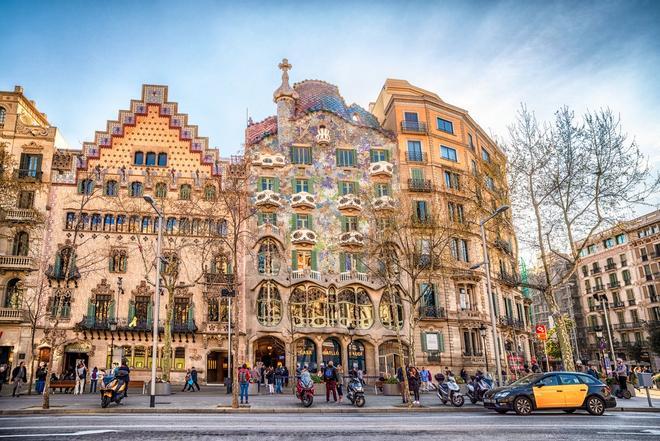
left=1, top=412, right=659, bottom=440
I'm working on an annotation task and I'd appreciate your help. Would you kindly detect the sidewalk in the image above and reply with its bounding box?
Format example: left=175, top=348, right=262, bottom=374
left=1, top=385, right=659, bottom=414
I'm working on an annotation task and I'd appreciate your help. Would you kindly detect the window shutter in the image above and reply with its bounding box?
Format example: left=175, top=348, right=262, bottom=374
left=87, top=299, right=96, bottom=320
left=290, top=214, right=297, bottom=230
left=147, top=301, right=153, bottom=326
left=370, top=150, right=376, bottom=162
left=108, top=299, right=115, bottom=321
left=128, top=301, right=135, bottom=322
left=36, top=155, right=43, bottom=173
left=357, top=255, right=366, bottom=273
left=336, top=150, right=340, bottom=166
left=311, top=250, right=318, bottom=271
left=258, top=177, right=264, bottom=191
left=257, top=212, right=264, bottom=225
left=421, top=332, right=428, bottom=352
left=351, top=150, right=357, bottom=166
left=291, top=178, right=297, bottom=192
left=307, top=214, right=313, bottom=230
left=339, top=252, right=346, bottom=272
left=340, top=215, right=347, bottom=232
left=439, top=332, right=445, bottom=352
left=273, top=178, right=280, bottom=192
left=291, top=250, right=298, bottom=270
left=187, top=302, right=195, bottom=327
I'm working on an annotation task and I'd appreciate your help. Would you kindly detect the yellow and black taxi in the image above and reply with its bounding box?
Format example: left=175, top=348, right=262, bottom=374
left=483, top=371, right=616, bottom=416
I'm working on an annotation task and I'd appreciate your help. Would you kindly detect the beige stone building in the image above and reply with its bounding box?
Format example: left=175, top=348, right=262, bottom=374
left=576, top=209, right=660, bottom=369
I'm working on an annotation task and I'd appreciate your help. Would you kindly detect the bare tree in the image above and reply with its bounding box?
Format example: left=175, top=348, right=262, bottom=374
left=506, top=105, right=659, bottom=371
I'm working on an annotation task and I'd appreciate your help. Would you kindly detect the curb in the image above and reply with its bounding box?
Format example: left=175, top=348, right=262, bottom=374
left=1, top=406, right=658, bottom=415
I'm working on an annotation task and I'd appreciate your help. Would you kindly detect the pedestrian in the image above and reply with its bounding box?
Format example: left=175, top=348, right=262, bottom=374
left=97, top=369, right=105, bottom=389
left=266, top=366, right=275, bottom=394
left=11, top=361, right=27, bottom=397
left=191, top=366, right=201, bottom=391
left=283, top=365, right=290, bottom=387
left=275, top=362, right=284, bottom=394
left=89, top=367, right=98, bottom=393
left=460, top=368, right=468, bottom=384
left=615, top=358, right=628, bottom=395
left=407, top=366, right=421, bottom=405
left=182, top=369, right=192, bottom=392
left=250, top=365, right=261, bottom=387
left=323, top=360, right=337, bottom=402
left=396, top=366, right=406, bottom=403
left=0, top=363, right=8, bottom=394
left=419, top=366, right=431, bottom=392
left=238, top=363, right=251, bottom=404
left=35, top=363, right=47, bottom=394
left=74, top=361, right=87, bottom=395
left=586, top=365, right=599, bottom=380
left=335, top=364, right=344, bottom=404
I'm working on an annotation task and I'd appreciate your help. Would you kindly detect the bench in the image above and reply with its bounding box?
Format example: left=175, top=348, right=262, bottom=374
left=128, top=380, right=146, bottom=394
left=49, top=380, right=75, bottom=392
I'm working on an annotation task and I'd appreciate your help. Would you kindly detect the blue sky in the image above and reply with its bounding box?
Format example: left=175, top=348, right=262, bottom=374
left=1, top=0, right=659, bottom=180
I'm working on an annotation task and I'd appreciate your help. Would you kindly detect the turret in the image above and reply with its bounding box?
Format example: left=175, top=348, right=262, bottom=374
left=273, top=58, right=298, bottom=147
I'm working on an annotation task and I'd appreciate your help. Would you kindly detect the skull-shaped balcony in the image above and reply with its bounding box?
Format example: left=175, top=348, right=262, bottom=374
left=291, top=229, right=318, bottom=245
left=255, top=190, right=283, bottom=208
left=338, top=231, right=365, bottom=247
left=290, top=191, right=316, bottom=209
left=338, top=194, right=362, bottom=211
left=369, top=161, right=394, bottom=177
left=372, top=196, right=396, bottom=211
left=252, top=153, right=286, bottom=168
left=316, top=125, right=330, bottom=146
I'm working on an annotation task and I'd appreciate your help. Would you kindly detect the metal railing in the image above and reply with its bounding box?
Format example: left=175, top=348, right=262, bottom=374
left=590, top=267, right=601, bottom=275
left=498, top=315, right=526, bottom=330
left=605, top=263, right=617, bottom=271
left=14, top=169, right=43, bottom=181
left=405, top=152, right=427, bottom=163
left=204, top=272, right=235, bottom=285
left=614, top=321, right=645, bottom=330
left=407, top=178, right=433, bottom=192
left=420, top=306, right=446, bottom=320
left=498, top=271, right=521, bottom=286
left=401, top=121, right=427, bottom=133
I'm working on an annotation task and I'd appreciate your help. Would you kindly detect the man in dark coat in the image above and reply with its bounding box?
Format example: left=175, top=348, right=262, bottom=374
left=11, top=361, right=27, bottom=397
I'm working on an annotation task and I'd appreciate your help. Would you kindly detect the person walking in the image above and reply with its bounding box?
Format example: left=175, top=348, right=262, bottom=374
left=182, top=369, right=192, bottom=392
left=266, top=366, right=275, bottom=394
left=35, top=363, right=47, bottom=395
left=397, top=366, right=406, bottom=404
left=11, top=361, right=27, bottom=397
left=89, top=367, right=98, bottom=393
left=407, top=366, right=421, bottom=405
left=419, top=366, right=430, bottom=392
left=460, top=368, right=468, bottom=384
left=616, top=358, right=629, bottom=395
left=191, top=367, right=201, bottom=391
left=335, top=364, right=344, bottom=404
left=238, top=363, right=251, bottom=405
left=74, top=361, right=87, bottom=395
left=323, top=360, right=338, bottom=402
left=275, top=363, right=284, bottom=394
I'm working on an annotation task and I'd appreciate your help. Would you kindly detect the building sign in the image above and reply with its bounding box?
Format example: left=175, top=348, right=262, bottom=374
left=425, top=333, right=439, bottom=352
left=65, top=342, right=92, bottom=353
left=535, top=325, right=547, bottom=341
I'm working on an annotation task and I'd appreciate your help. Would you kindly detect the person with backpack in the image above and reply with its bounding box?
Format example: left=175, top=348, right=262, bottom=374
left=323, top=360, right=338, bottom=402
left=35, top=363, right=47, bottom=395
left=89, top=367, right=98, bottom=393
left=238, top=363, right=251, bottom=404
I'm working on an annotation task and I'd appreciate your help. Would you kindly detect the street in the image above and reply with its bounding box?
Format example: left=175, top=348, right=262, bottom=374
left=1, top=412, right=659, bottom=440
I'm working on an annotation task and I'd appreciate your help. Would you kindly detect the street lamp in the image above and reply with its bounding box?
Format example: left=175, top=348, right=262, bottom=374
left=347, top=323, right=356, bottom=369
left=594, top=293, right=616, bottom=371
left=479, top=323, right=489, bottom=374
left=144, top=194, right=163, bottom=408
left=109, top=318, right=118, bottom=366
left=595, top=327, right=606, bottom=373
left=472, top=204, right=510, bottom=387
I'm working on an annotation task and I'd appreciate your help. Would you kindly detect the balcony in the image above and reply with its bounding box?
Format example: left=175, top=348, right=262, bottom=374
left=45, top=264, right=80, bottom=280
left=1, top=208, right=39, bottom=223
left=372, top=195, right=396, bottom=211
left=405, top=152, right=427, bottom=163
left=498, top=271, right=521, bottom=287
left=410, top=215, right=434, bottom=228
left=623, top=279, right=632, bottom=286
left=338, top=231, right=365, bottom=247
left=14, top=169, right=43, bottom=182
left=291, top=268, right=321, bottom=282
left=254, top=190, right=283, bottom=208
left=337, top=194, right=362, bottom=211
left=494, top=239, right=513, bottom=256
left=369, top=161, right=394, bottom=177
left=0, top=307, right=26, bottom=323
left=204, top=272, right=235, bottom=285
left=77, top=316, right=112, bottom=330
left=339, top=270, right=368, bottom=283
left=0, top=255, right=35, bottom=271
left=291, top=191, right=316, bottom=209
left=407, top=178, right=433, bottom=192
left=172, top=321, right=197, bottom=333
left=611, top=301, right=625, bottom=309
left=590, top=268, right=602, bottom=275
left=420, top=305, right=446, bottom=320
left=605, top=263, right=617, bottom=271
left=628, top=299, right=636, bottom=306
left=648, top=320, right=660, bottom=330
left=291, top=228, right=318, bottom=245
left=607, top=281, right=620, bottom=289
left=251, top=153, right=286, bottom=168
left=592, top=285, right=605, bottom=293
left=499, top=315, right=526, bottom=330
left=614, top=321, right=645, bottom=331
left=401, top=120, right=428, bottom=134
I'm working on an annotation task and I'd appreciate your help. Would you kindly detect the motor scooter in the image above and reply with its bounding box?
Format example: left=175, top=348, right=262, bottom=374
left=100, top=370, right=128, bottom=408
left=466, top=373, right=491, bottom=404
left=296, top=377, right=315, bottom=407
left=436, top=375, right=464, bottom=407
left=346, top=377, right=366, bottom=407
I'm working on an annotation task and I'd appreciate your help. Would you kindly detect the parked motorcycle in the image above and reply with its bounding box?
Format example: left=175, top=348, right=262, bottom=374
left=346, top=377, right=366, bottom=407
left=466, top=372, right=492, bottom=404
left=296, top=377, right=315, bottom=407
left=436, top=375, right=464, bottom=407
left=100, top=370, right=128, bottom=408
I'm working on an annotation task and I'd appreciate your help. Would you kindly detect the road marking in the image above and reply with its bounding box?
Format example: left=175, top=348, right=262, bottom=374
left=0, top=430, right=119, bottom=438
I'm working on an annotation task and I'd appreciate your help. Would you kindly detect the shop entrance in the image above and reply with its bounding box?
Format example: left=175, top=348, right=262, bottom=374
left=206, top=351, right=228, bottom=384
left=254, top=336, right=286, bottom=369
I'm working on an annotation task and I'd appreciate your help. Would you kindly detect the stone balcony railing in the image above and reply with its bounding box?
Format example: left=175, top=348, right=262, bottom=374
left=251, top=153, right=285, bottom=168
left=291, top=268, right=322, bottom=282
left=291, top=228, right=318, bottom=245
left=0, top=255, right=35, bottom=271
left=0, top=307, right=26, bottom=323
left=291, top=191, right=316, bottom=209
left=1, top=208, right=39, bottom=223
left=372, top=195, right=396, bottom=211
left=339, top=270, right=368, bottom=283
left=338, top=194, right=362, bottom=211
left=338, top=231, right=364, bottom=247
left=255, top=189, right=283, bottom=208
left=368, top=161, right=394, bottom=177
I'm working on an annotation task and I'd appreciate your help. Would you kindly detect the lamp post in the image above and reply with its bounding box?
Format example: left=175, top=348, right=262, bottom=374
left=595, top=328, right=606, bottom=374
left=144, top=195, right=163, bottom=408
left=595, top=293, right=616, bottom=371
left=347, top=323, right=356, bottom=369
left=471, top=204, right=510, bottom=387
left=109, top=318, right=117, bottom=366
left=479, top=323, right=489, bottom=373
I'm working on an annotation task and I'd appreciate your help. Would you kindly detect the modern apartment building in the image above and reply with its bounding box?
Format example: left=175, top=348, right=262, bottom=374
left=576, top=209, right=660, bottom=369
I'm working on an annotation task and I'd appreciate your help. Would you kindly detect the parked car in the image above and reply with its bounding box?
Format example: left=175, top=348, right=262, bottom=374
left=483, top=371, right=616, bottom=416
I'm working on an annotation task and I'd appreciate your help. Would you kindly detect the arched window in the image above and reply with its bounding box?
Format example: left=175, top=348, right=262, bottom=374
left=109, top=248, right=127, bottom=273
left=295, top=338, right=317, bottom=371
left=134, top=151, right=144, bottom=165
left=257, top=239, right=281, bottom=275
left=65, top=212, right=76, bottom=230
left=338, top=288, right=374, bottom=329
left=4, top=278, right=22, bottom=308
left=166, top=217, right=177, bottom=234
left=103, top=214, right=115, bottom=231
left=257, top=282, right=282, bottom=326
left=128, top=215, right=140, bottom=232
left=347, top=340, right=366, bottom=372
left=191, top=218, right=201, bottom=235
left=179, top=184, right=192, bottom=200
left=155, top=182, right=167, bottom=198
left=78, top=179, right=94, bottom=195
left=141, top=216, right=151, bottom=233
left=379, top=289, right=404, bottom=330
left=130, top=181, right=143, bottom=197
left=207, top=297, right=229, bottom=322
left=90, top=213, right=102, bottom=231
left=53, top=247, right=76, bottom=280
left=145, top=152, right=156, bottom=166
left=0, top=107, right=6, bottom=127
left=116, top=215, right=125, bottom=232
left=80, top=212, right=90, bottom=229
left=204, top=185, right=216, bottom=201
left=210, top=254, right=232, bottom=275
left=179, top=217, right=190, bottom=234
left=157, top=153, right=167, bottom=167
left=289, top=286, right=328, bottom=328
left=322, top=338, right=341, bottom=367
left=104, top=180, right=118, bottom=196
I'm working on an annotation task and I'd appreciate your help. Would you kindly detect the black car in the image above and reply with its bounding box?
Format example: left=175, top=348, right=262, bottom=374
left=483, top=371, right=616, bottom=416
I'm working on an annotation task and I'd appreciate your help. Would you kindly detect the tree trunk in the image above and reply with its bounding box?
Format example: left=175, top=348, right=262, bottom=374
left=27, top=330, right=36, bottom=395
left=231, top=293, right=239, bottom=408
left=42, top=344, right=56, bottom=409
left=161, top=288, right=174, bottom=381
